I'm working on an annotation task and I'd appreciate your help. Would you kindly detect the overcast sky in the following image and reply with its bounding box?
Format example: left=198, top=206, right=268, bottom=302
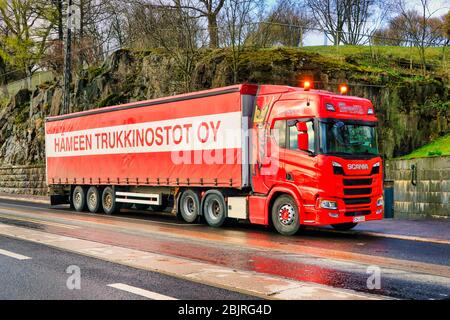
left=265, top=0, right=449, bottom=46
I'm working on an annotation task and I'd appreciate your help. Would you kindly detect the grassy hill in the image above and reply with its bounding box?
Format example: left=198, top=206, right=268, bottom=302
left=398, top=134, right=450, bottom=159
left=302, top=45, right=449, bottom=77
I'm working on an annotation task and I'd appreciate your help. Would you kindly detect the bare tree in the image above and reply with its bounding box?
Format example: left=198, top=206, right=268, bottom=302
left=221, top=0, right=263, bottom=82
left=265, top=0, right=314, bottom=47
left=395, top=0, right=447, bottom=73
left=180, top=0, right=226, bottom=48
left=123, top=0, right=202, bottom=91
left=307, top=0, right=384, bottom=45
left=306, top=0, right=347, bottom=45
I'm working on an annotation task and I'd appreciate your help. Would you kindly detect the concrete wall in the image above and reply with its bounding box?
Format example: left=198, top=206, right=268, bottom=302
left=0, top=165, right=47, bottom=196
left=385, top=157, right=450, bottom=219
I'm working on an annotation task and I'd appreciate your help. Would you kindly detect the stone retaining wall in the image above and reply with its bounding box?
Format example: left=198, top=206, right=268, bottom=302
left=0, top=165, right=47, bottom=196
left=385, top=157, right=450, bottom=219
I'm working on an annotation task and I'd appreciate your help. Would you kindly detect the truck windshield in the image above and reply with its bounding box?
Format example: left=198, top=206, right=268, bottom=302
left=319, top=120, right=378, bottom=156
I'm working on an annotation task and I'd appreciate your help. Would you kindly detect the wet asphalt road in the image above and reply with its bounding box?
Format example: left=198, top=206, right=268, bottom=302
left=0, top=198, right=449, bottom=300
left=0, top=234, right=256, bottom=300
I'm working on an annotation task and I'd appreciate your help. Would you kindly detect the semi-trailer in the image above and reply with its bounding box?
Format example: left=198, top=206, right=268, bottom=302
left=46, top=84, right=384, bottom=235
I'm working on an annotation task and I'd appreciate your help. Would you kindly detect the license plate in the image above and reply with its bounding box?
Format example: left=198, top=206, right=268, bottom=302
left=353, top=216, right=366, bottom=223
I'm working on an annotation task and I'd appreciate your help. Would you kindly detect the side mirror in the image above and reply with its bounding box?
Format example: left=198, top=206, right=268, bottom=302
left=296, top=122, right=309, bottom=152
left=297, top=132, right=309, bottom=152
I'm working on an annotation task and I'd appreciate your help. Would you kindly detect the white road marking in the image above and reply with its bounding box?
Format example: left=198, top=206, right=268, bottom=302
left=107, top=283, right=178, bottom=300
left=0, top=248, right=31, bottom=260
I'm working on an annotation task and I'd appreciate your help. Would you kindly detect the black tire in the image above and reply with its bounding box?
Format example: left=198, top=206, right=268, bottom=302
left=203, top=192, right=227, bottom=228
left=331, top=223, right=358, bottom=231
left=86, top=186, right=101, bottom=213
left=271, top=195, right=300, bottom=236
left=72, top=186, right=86, bottom=212
left=102, top=187, right=120, bottom=215
left=179, top=190, right=200, bottom=223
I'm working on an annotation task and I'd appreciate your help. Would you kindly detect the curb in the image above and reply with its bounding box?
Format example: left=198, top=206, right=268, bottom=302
left=0, top=195, right=49, bottom=205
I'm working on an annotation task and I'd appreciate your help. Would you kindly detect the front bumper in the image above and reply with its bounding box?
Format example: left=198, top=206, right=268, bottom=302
left=301, top=196, right=384, bottom=226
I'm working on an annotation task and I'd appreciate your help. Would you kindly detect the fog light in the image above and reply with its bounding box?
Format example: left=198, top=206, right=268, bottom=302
left=329, top=213, right=339, bottom=218
left=320, top=200, right=338, bottom=210
left=376, top=197, right=384, bottom=207
left=376, top=209, right=383, bottom=214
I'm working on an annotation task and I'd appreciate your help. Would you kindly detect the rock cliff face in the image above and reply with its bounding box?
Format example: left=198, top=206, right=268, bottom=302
left=0, top=48, right=448, bottom=166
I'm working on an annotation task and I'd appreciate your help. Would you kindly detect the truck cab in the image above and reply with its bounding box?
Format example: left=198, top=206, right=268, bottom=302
left=249, top=85, right=383, bottom=235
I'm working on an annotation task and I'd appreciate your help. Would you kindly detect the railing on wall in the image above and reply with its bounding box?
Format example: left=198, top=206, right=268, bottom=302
left=1, top=71, right=54, bottom=99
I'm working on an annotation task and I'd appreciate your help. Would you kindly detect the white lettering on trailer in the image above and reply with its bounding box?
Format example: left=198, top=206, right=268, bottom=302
left=45, top=112, right=242, bottom=158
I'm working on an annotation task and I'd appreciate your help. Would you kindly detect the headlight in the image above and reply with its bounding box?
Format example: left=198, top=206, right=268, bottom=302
left=320, top=200, right=338, bottom=210
left=376, top=197, right=384, bottom=207
left=332, top=162, right=344, bottom=175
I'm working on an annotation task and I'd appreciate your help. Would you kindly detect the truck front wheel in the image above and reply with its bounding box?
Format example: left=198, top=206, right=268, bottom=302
left=102, top=187, right=120, bottom=215
left=203, top=192, right=227, bottom=228
left=271, top=195, right=300, bottom=236
left=72, top=186, right=86, bottom=212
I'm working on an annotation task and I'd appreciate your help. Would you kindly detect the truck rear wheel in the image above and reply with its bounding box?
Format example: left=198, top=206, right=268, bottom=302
left=271, top=195, right=300, bottom=236
left=179, top=190, right=200, bottom=223
left=331, top=223, right=358, bottom=231
left=86, top=186, right=101, bottom=213
left=102, top=187, right=120, bottom=215
left=72, top=186, right=86, bottom=212
left=203, top=191, right=227, bottom=228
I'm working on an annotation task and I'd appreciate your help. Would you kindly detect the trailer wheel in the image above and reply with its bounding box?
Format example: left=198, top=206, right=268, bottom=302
left=271, top=195, right=300, bottom=236
left=102, top=187, right=120, bottom=215
left=86, top=186, right=101, bottom=213
left=72, top=186, right=86, bottom=212
left=203, top=191, right=227, bottom=228
left=331, top=223, right=358, bottom=231
left=179, top=190, right=200, bottom=223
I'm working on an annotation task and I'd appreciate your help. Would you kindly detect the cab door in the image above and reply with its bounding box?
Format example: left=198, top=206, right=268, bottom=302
left=283, top=119, right=319, bottom=207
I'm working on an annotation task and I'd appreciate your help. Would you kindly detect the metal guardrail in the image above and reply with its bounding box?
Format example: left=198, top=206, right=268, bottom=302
left=1, top=71, right=54, bottom=98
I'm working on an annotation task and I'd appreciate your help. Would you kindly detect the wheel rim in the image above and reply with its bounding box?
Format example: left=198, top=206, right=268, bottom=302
left=207, top=199, right=221, bottom=220
left=183, top=195, right=196, bottom=217
left=88, top=191, right=97, bottom=208
left=104, top=192, right=113, bottom=210
left=74, top=191, right=82, bottom=207
left=278, top=204, right=295, bottom=225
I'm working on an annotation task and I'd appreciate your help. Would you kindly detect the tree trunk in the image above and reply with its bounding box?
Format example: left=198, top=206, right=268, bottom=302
left=208, top=14, right=219, bottom=48
left=57, top=0, right=63, bottom=41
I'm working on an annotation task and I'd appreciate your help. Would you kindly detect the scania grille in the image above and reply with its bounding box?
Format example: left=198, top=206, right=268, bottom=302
left=344, top=188, right=372, bottom=196
left=344, top=210, right=371, bottom=217
left=343, top=178, right=372, bottom=186
left=343, top=197, right=371, bottom=205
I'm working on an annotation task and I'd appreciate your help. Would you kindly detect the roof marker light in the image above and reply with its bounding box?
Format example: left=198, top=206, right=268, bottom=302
left=339, top=84, right=348, bottom=95
left=304, top=80, right=311, bottom=91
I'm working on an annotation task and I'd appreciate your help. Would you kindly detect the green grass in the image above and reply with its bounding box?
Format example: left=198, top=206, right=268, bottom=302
left=302, top=45, right=448, bottom=75
left=398, top=134, right=450, bottom=159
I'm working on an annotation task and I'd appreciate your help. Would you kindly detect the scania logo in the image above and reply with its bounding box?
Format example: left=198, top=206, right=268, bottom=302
left=347, top=164, right=369, bottom=170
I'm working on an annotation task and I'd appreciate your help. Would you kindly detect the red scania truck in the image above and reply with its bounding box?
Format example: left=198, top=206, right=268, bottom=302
left=45, top=84, right=384, bottom=236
